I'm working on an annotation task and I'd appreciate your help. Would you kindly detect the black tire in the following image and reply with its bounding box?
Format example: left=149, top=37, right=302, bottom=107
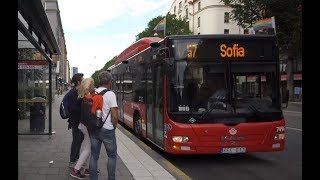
left=133, top=113, right=142, bottom=139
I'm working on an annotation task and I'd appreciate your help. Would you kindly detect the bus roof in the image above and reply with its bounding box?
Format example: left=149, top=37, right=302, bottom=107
left=115, top=37, right=162, bottom=65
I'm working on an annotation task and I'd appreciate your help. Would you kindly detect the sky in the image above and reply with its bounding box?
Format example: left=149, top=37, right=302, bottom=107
left=58, top=0, right=173, bottom=78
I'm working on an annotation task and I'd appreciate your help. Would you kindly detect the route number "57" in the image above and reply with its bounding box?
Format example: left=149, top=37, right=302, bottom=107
left=187, top=44, right=198, bottom=59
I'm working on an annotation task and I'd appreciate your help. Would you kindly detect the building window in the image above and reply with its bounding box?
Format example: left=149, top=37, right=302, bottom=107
left=179, top=15, right=182, bottom=20
left=174, top=6, right=176, bottom=14
left=186, top=8, right=188, bottom=19
left=244, top=29, right=249, bottom=34
left=179, top=1, right=182, bottom=10
left=198, top=17, right=200, bottom=27
left=198, top=32, right=200, bottom=35
left=224, top=29, right=229, bottom=34
left=224, top=12, right=230, bottom=23
left=198, top=2, right=201, bottom=11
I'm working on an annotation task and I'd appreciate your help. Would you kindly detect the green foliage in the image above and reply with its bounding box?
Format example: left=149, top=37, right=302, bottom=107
left=136, top=16, right=164, bottom=39
left=226, top=0, right=264, bottom=28
left=165, top=14, right=192, bottom=36
left=222, top=0, right=302, bottom=57
left=91, top=56, right=117, bottom=87
left=136, top=14, right=192, bottom=40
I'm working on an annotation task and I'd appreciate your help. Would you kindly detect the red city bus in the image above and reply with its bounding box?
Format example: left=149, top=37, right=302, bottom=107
left=108, top=34, right=285, bottom=154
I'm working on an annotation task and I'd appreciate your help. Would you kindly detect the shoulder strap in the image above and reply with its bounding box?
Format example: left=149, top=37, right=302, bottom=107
left=99, top=89, right=111, bottom=124
left=98, top=89, right=110, bottom=126
left=62, top=90, right=70, bottom=103
left=98, top=89, right=109, bottom=96
left=102, top=110, right=111, bottom=124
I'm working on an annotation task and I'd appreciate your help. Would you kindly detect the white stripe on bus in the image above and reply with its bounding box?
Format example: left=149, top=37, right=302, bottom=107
left=124, top=113, right=146, bottom=130
left=124, top=113, right=133, bottom=122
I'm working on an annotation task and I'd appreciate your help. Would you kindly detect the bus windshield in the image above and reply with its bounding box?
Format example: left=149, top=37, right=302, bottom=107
left=167, top=61, right=282, bottom=123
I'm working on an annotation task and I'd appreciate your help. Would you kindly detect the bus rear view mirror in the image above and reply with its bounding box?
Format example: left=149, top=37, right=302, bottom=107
left=150, top=42, right=161, bottom=48
left=121, top=60, right=129, bottom=64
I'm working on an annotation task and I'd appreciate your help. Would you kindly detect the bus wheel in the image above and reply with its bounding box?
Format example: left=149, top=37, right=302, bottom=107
left=133, top=113, right=142, bottom=139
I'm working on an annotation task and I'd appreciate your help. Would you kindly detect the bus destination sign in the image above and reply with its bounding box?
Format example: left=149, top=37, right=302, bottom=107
left=179, top=37, right=276, bottom=61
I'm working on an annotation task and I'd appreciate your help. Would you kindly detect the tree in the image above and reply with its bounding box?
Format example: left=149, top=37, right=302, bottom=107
left=136, top=14, right=192, bottom=40
left=91, top=56, right=117, bottom=87
left=223, top=0, right=302, bottom=101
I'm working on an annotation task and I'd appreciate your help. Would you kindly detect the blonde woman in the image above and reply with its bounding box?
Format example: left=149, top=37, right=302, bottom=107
left=70, top=77, right=95, bottom=179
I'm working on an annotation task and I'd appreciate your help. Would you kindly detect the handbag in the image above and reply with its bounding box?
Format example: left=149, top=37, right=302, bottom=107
left=95, top=110, right=110, bottom=129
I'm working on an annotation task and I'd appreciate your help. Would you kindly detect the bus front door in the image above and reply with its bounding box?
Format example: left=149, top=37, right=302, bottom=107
left=146, top=65, right=153, bottom=139
left=119, top=74, right=124, bottom=122
left=146, top=64, right=164, bottom=148
left=153, top=64, right=164, bottom=147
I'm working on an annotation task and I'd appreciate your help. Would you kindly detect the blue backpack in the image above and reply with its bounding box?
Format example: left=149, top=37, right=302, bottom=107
left=60, top=92, right=70, bottom=119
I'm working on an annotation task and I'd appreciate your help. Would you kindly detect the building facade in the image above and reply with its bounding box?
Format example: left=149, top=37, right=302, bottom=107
left=168, top=0, right=253, bottom=35
left=44, top=0, right=69, bottom=84
left=72, top=67, right=78, bottom=77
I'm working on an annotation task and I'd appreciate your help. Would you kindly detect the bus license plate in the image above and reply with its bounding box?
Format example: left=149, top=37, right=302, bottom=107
left=221, top=147, right=246, bottom=154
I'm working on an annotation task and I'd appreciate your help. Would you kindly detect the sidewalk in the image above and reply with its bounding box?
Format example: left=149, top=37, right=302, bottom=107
left=285, top=101, right=302, bottom=112
left=18, top=93, right=176, bottom=180
left=288, top=101, right=302, bottom=107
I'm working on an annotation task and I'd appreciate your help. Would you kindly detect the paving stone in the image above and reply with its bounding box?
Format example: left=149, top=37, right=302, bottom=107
left=37, top=167, right=60, bottom=174
left=22, top=174, right=46, bottom=180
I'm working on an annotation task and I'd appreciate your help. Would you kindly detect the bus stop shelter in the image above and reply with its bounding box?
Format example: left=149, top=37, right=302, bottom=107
left=18, top=0, right=61, bottom=135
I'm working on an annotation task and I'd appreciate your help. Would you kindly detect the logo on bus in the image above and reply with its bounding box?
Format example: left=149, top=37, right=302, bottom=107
left=276, top=126, right=285, bottom=132
left=229, top=128, right=237, bottom=135
left=165, top=123, right=172, bottom=131
left=220, top=44, right=245, bottom=58
left=189, top=117, right=196, bottom=123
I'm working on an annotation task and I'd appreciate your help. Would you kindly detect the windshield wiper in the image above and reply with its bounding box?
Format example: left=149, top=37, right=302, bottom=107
left=200, top=102, right=226, bottom=120
left=247, top=104, right=259, bottom=113
left=200, top=108, right=212, bottom=120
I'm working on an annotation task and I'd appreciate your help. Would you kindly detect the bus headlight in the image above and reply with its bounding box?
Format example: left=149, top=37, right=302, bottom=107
left=172, top=136, right=189, bottom=142
left=274, top=133, right=285, bottom=140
